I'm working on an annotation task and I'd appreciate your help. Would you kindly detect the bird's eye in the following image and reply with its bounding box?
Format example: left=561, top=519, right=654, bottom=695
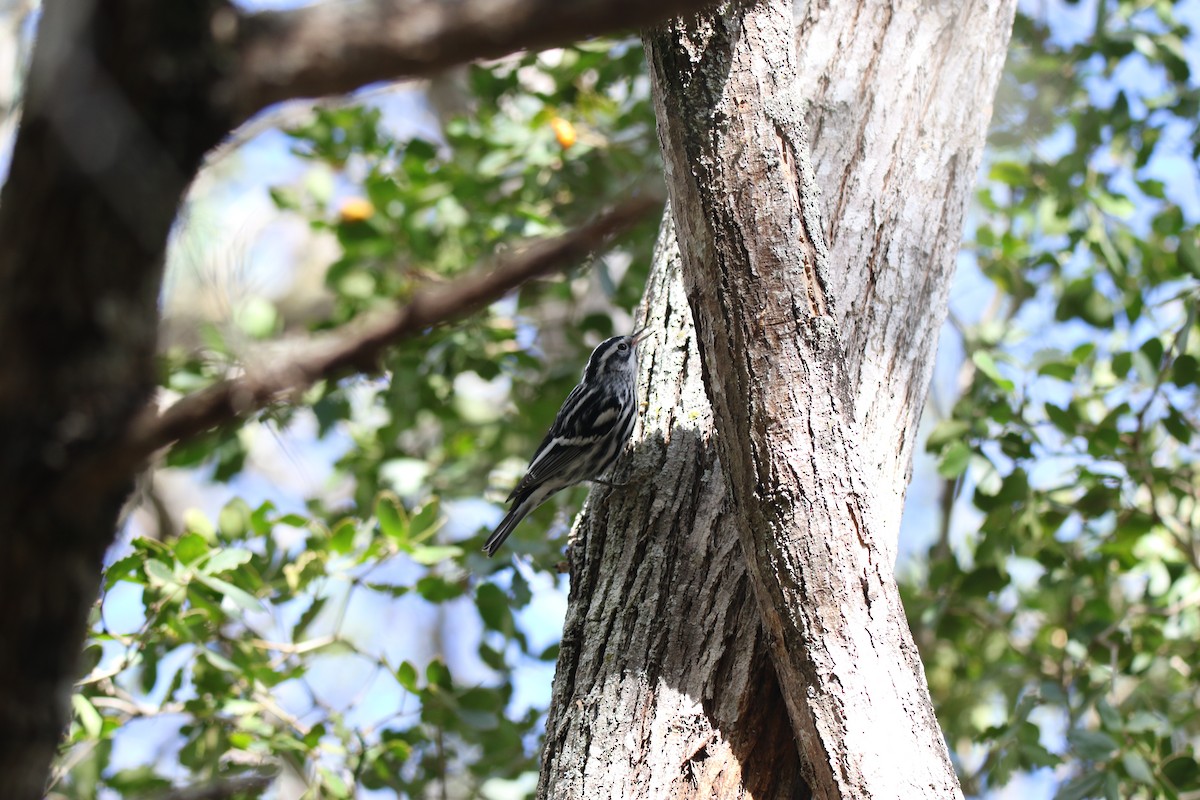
left=618, top=343, right=628, bottom=352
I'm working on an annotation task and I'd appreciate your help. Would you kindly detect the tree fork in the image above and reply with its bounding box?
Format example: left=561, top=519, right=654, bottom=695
left=537, top=218, right=809, bottom=799
left=536, top=0, right=1016, bottom=797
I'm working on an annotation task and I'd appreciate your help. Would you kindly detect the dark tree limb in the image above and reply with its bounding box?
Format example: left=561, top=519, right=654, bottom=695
left=0, top=3, right=238, bottom=798
left=231, top=0, right=719, bottom=122
left=124, top=195, right=661, bottom=463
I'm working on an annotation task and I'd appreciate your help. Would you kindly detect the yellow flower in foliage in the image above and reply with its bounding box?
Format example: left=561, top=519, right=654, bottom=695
left=550, top=117, right=577, bottom=150
left=339, top=197, right=374, bottom=223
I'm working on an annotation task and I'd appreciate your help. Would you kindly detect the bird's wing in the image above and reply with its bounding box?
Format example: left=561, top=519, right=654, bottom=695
left=508, top=384, right=623, bottom=500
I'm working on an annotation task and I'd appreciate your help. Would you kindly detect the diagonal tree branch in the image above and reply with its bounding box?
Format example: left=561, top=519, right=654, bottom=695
left=231, top=0, right=718, bottom=121
left=123, top=194, right=661, bottom=463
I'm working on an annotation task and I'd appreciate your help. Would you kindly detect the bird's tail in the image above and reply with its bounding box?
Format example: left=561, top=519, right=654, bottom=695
left=483, top=491, right=537, bottom=557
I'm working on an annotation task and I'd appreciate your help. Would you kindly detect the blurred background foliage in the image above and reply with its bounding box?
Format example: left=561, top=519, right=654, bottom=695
left=0, top=0, right=1188, bottom=797
left=53, top=39, right=664, bottom=800
left=909, top=1, right=1200, bottom=798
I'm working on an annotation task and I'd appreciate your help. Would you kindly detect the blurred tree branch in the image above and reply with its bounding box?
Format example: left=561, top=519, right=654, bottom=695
left=231, top=0, right=719, bottom=122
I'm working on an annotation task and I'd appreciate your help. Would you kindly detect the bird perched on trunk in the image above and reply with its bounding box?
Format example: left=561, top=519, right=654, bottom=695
left=483, top=330, right=647, bottom=557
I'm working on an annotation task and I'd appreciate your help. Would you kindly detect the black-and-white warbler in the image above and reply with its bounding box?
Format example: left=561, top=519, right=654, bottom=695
left=483, top=330, right=647, bottom=557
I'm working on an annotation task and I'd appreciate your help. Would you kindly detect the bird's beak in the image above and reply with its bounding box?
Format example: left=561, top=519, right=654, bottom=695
left=630, top=327, right=649, bottom=346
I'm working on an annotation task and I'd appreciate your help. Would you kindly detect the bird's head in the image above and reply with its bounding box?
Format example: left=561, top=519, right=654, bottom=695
left=584, top=328, right=648, bottom=382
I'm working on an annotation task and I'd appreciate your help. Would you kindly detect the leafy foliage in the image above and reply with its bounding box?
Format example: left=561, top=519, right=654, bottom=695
left=53, top=43, right=660, bottom=799
left=909, top=2, right=1200, bottom=797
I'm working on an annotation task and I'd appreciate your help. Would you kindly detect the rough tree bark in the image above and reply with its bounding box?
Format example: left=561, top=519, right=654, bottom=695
left=0, top=4, right=235, bottom=796
left=796, top=1, right=1019, bottom=544
left=538, top=0, right=1015, bottom=798
left=653, top=1, right=964, bottom=794
left=539, top=220, right=805, bottom=799
left=0, top=0, right=716, bottom=796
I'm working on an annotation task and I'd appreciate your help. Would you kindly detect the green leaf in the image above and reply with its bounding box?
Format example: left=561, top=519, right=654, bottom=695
left=144, top=559, right=177, bottom=587
left=936, top=440, right=972, bottom=478
left=1068, top=729, right=1118, bottom=760
left=319, top=766, right=351, bottom=798
left=926, top=419, right=970, bottom=451
left=202, top=548, right=253, bottom=574
left=1178, top=229, right=1200, bottom=277
left=249, top=500, right=277, bottom=535
left=1121, top=750, right=1154, bottom=785
left=397, top=661, right=419, bottom=692
left=989, top=161, right=1029, bottom=185
left=269, top=185, right=302, bottom=210
left=1162, top=407, right=1193, bottom=444
left=104, top=553, right=143, bottom=589
left=196, top=574, right=265, bottom=613
left=1045, top=403, right=1079, bottom=436
left=1173, top=353, right=1198, bottom=386
left=409, top=545, right=463, bottom=566
left=72, top=694, right=103, bottom=739
left=330, top=519, right=357, bottom=555
left=79, top=644, right=103, bottom=679
left=409, top=498, right=442, bottom=543
left=1140, top=336, right=1165, bottom=368
left=375, top=493, right=409, bottom=545
left=1103, top=773, right=1119, bottom=800
left=364, top=581, right=410, bottom=598
left=963, top=565, right=1007, bottom=596
left=1096, top=698, right=1121, bottom=732
left=1038, top=361, right=1077, bottom=381
left=972, top=351, right=1014, bottom=391
left=174, top=532, right=210, bottom=566
left=293, top=596, right=328, bottom=641
left=234, top=296, right=278, bottom=339
left=416, top=575, right=465, bottom=602
left=1094, top=190, right=1135, bottom=219
left=426, top=659, right=451, bottom=689
left=1057, top=277, right=1115, bottom=328
left=476, top=583, right=513, bottom=633
left=182, top=508, right=217, bottom=542
left=1055, top=772, right=1106, bottom=800
left=1162, top=756, right=1199, bottom=789
left=218, top=499, right=251, bottom=539
left=1112, top=350, right=1132, bottom=377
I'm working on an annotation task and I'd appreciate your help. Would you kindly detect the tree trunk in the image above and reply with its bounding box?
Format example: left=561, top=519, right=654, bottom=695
left=0, top=2, right=233, bottom=797
left=795, top=0, right=1019, bottom=543
left=538, top=0, right=1015, bottom=797
left=538, top=219, right=807, bottom=799
left=648, top=0, right=963, bottom=793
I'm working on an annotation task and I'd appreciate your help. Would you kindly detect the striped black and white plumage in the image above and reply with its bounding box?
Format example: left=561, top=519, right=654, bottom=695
left=483, top=331, right=646, bottom=557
